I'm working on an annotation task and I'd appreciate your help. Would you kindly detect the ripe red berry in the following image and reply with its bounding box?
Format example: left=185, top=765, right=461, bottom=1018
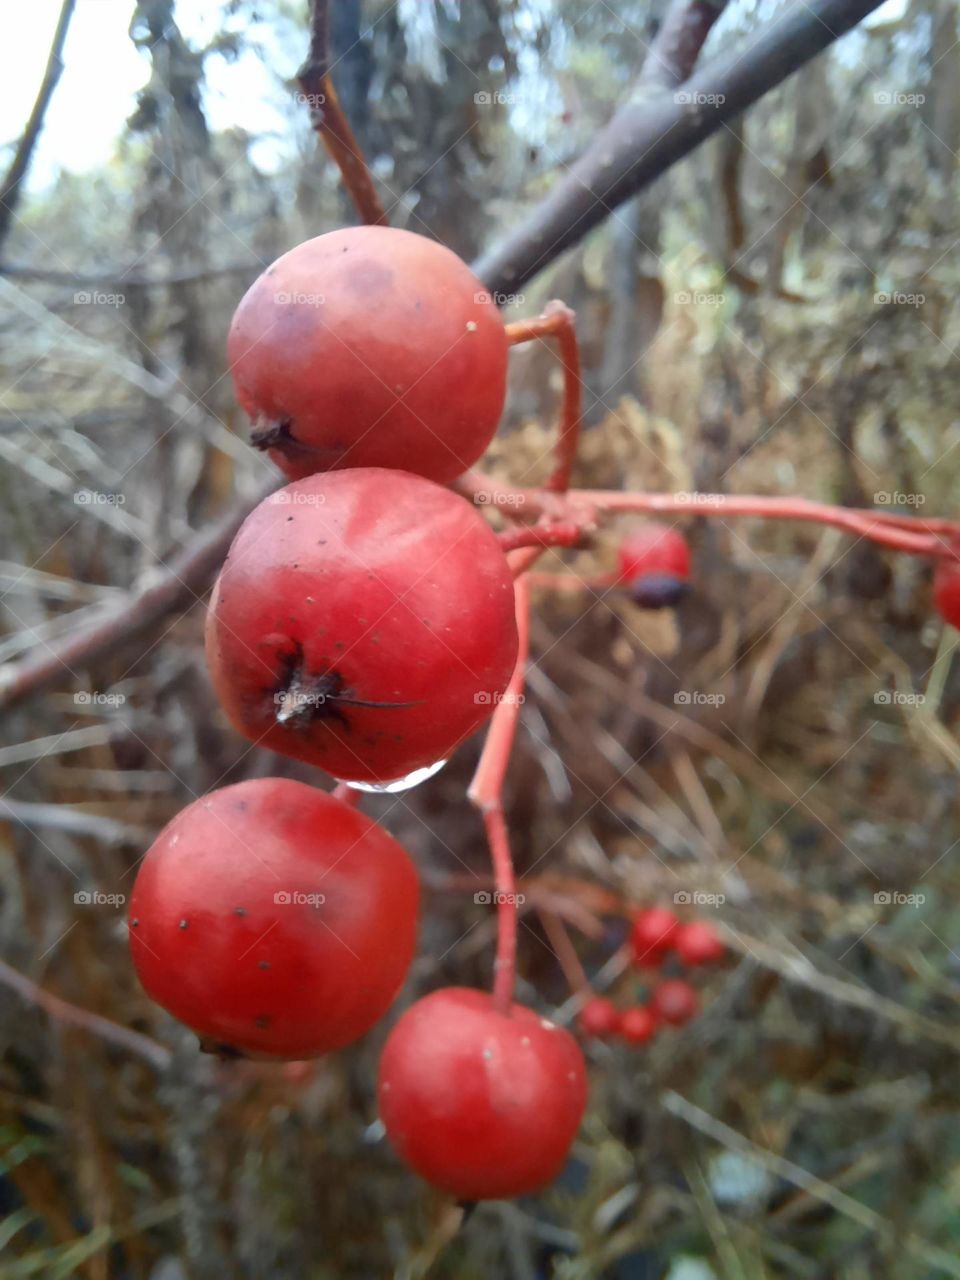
left=378, top=988, right=587, bottom=1200
left=206, top=469, right=518, bottom=785
left=933, top=555, right=960, bottom=628
left=577, top=996, right=621, bottom=1039
left=128, top=778, right=419, bottom=1058
left=228, top=226, right=508, bottom=483
left=629, top=906, right=680, bottom=965
left=651, top=978, right=699, bottom=1026
left=619, top=1004, right=658, bottom=1045
left=673, top=920, right=725, bottom=966
left=617, top=523, right=691, bottom=608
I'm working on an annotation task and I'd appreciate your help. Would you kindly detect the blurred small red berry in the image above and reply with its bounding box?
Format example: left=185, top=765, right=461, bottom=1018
left=651, top=978, right=699, bottom=1026
left=673, top=920, right=725, bottom=967
left=578, top=996, right=621, bottom=1038
left=629, top=907, right=680, bottom=964
left=617, top=524, right=691, bottom=609
left=619, top=1005, right=658, bottom=1045
left=933, top=556, right=960, bottom=628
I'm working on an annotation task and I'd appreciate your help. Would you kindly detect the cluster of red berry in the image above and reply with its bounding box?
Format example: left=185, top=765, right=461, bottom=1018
left=578, top=909, right=725, bottom=1048
left=127, top=225, right=587, bottom=1202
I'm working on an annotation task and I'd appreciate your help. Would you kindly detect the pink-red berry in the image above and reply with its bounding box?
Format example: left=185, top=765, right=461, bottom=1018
left=651, top=978, right=699, bottom=1026
left=128, top=778, right=419, bottom=1058
left=619, top=1004, right=658, bottom=1045
left=206, top=469, right=518, bottom=785
left=617, top=523, right=691, bottom=608
left=228, top=226, right=508, bottom=483
left=378, top=987, right=587, bottom=1200
left=629, top=907, right=680, bottom=965
left=578, top=996, right=621, bottom=1039
left=673, top=920, right=725, bottom=967
left=933, top=556, right=960, bottom=628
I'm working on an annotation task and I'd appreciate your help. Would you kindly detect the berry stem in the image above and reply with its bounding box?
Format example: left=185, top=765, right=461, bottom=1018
left=505, top=302, right=583, bottom=492
left=468, top=576, right=531, bottom=1014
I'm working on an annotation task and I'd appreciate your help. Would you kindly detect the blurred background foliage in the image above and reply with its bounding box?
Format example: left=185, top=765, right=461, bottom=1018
left=3, top=0, right=960, bottom=1276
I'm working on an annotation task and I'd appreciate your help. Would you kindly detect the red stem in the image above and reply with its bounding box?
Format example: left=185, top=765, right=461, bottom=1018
left=506, top=302, right=583, bottom=492
left=468, top=576, right=531, bottom=1014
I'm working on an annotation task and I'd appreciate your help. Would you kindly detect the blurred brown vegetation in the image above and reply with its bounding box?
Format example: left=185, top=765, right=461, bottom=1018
left=3, top=1, right=960, bottom=1277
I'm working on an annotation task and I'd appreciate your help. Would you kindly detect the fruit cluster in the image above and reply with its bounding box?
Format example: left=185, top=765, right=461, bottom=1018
left=577, top=909, right=725, bottom=1048
left=128, top=226, right=587, bottom=1202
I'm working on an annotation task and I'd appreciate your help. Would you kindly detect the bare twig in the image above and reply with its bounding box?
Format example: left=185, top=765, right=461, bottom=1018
left=0, top=0, right=77, bottom=253
left=297, top=0, right=386, bottom=225
left=0, top=477, right=277, bottom=711
left=474, top=0, right=885, bottom=294
left=0, top=956, right=171, bottom=1072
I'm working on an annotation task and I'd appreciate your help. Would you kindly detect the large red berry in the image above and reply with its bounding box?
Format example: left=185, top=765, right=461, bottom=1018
left=933, top=555, right=960, bottom=628
left=619, top=1005, right=658, bottom=1045
left=378, top=988, right=587, bottom=1200
left=651, top=978, right=699, bottom=1026
left=128, top=778, right=418, bottom=1057
left=673, top=920, right=725, bottom=967
left=617, top=523, right=690, bottom=608
left=206, top=469, right=518, bottom=784
left=578, top=996, right=620, bottom=1039
left=629, top=906, right=680, bottom=965
left=228, top=226, right=508, bottom=483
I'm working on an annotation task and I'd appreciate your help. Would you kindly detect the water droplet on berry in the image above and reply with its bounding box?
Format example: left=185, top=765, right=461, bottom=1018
left=341, top=758, right=447, bottom=794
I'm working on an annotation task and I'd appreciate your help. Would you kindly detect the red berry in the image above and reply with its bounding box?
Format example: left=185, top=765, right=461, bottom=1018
left=617, top=523, right=690, bottom=608
left=933, top=556, right=960, bottom=628
left=619, top=1004, right=658, bottom=1045
left=128, top=778, right=419, bottom=1058
left=205, top=469, right=518, bottom=785
left=651, top=978, right=699, bottom=1026
left=228, top=227, right=508, bottom=483
left=673, top=920, right=725, bottom=967
left=629, top=907, right=680, bottom=965
left=578, top=996, right=621, bottom=1039
left=378, top=988, right=587, bottom=1200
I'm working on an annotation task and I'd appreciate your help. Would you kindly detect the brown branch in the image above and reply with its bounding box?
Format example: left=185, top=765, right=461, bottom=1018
left=474, top=0, right=885, bottom=294
left=297, top=0, right=386, bottom=226
left=0, top=956, right=171, bottom=1071
left=639, top=0, right=727, bottom=90
left=0, top=477, right=277, bottom=711
left=0, top=259, right=260, bottom=288
left=0, top=0, right=77, bottom=255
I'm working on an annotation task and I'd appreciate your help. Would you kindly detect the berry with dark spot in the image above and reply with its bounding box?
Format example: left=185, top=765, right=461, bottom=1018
left=128, top=777, right=419, bottom=1058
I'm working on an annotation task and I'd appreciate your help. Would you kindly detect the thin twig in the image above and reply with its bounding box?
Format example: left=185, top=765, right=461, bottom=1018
left=297, top=0, right=387, bottom=225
